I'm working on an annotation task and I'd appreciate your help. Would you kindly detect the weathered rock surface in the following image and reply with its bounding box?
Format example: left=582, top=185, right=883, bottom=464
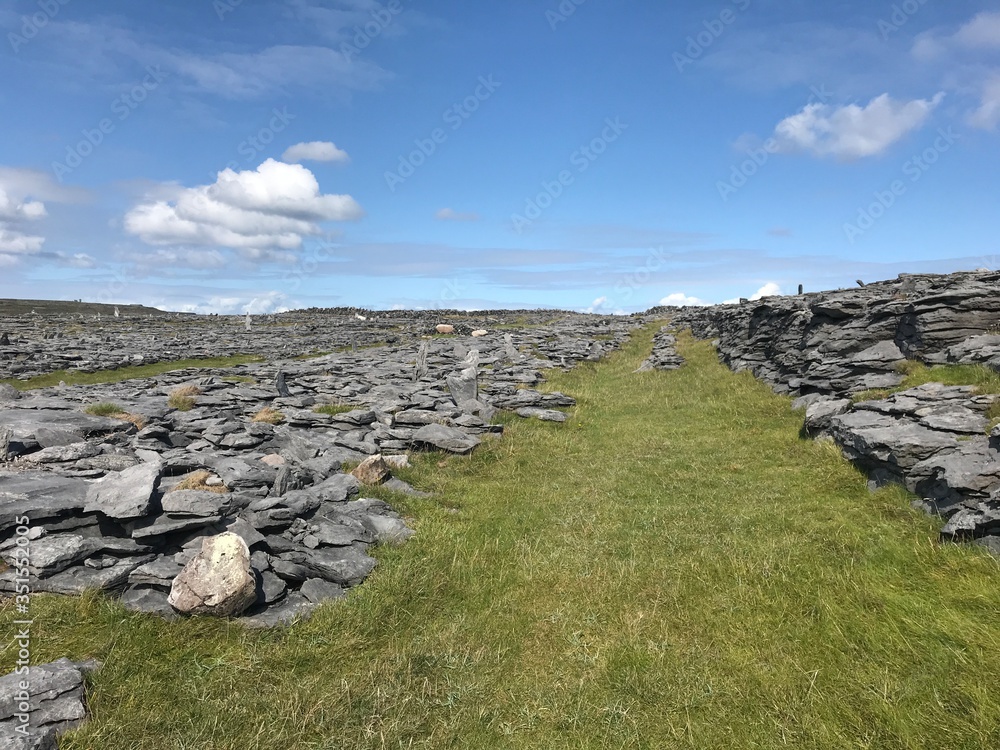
left=0, top=658, right=99, bottom=748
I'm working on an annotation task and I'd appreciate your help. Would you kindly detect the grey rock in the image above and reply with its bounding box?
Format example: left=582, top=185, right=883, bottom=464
left=803, top=398, right=852, bottom=436
left=0, top=473, right=90, bottom=528
left=299, top=577, right=346, bottom=604
left=84, top=459, right=163, bottom=520
left=276, top=545, right=377, bottom=586
left=0, top=657, right=98, bottom=745
left=515, top=407, right=568, bottom=423
left=242, top=591, right=315, bottom=628
left=411, top=423, right=481, bottom=454
left=119, top=586, right=178, bottom=618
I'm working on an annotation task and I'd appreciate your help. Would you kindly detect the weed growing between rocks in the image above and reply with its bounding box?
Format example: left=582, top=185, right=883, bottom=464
left=313, top=403, right=358, bottom=416
left=166, top=469, right=229, bottom=494
left=83, top=402, right=146, bottom=430
left=167, top=385, right=201, bottom=411
left=251, top=407, right=285, bottom=425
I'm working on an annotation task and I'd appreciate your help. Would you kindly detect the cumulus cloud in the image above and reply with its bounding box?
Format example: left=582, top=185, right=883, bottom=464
left=435, top=208, right=480, bottom=222
left=282, top=141, right=350, bottom=164
left=772, top=93, right=944, bottom=160
left=659, top=292, right=709, bottom=307
left=0, top=225, right=44, bottom=255
left=724, top=282, right=783, bottom=304
left=124, top=159, right=363, bottom=255
left=176, top=291, right=291, bottom=315
left=0, top=180, right=47, bottom=260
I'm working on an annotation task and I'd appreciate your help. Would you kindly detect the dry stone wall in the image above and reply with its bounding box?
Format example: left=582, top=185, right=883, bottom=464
left=665, top=271, right=1000, bottom=552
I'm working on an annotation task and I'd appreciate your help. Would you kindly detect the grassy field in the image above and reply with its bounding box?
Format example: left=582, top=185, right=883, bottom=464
left=0, top=355, right=262, bottom=391
left=4, top=327, right=1000, bottom=748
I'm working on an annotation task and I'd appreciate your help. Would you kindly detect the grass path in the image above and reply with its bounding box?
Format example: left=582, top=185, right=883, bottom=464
left=5, top=326, right=1000, bottom=748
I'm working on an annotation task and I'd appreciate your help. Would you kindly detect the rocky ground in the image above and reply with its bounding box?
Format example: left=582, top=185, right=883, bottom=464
left=0, top=304, right=596, bottom=381
left=0, top=312, right=637, bottom=629
left=668, top=270, right=1000, bottom=553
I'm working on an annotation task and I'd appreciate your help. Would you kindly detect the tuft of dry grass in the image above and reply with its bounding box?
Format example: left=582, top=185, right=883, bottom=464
left=167, top=385, right=201, bottom=411
left=166, top=469, right=229, bottom=494
left=83, top=402, right=146, bottom=430
left=251, top=407, right=284, bottom=424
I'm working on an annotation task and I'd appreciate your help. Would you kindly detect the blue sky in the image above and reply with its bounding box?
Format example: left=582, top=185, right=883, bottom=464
left=0, top=0, right=998, bottom=314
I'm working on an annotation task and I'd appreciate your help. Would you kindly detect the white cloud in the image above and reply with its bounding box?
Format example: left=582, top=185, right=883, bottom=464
left=968, top=74, right=1000, bottom=130
left=124, top=159, right=363, bottom=254
left=435, top=208, right=480, bottom=222
left=772, top=93, right=944, bottom=160
left=177, top=291, right=291, bottom=315
left=659, top=292, right=709, bottom=307
left=0, top=225, right=44, bottom=255
left=63, top=253, right=97, bottom=268
left=952, top=11, right=1000, bottom=49
left=0, top=167, right=90, bottom=205
left=913, top=12, right=1000, bottom=60
left=0, top=177, right=48, bottom=261
left=0, top=189, right=45, bottom=221
left=723, top=282, right=783, bottom=305
left=282, top=141, right=350, bottom=164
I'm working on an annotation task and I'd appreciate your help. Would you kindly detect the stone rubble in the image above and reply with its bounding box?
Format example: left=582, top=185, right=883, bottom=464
left=0, top=309, right=638, bottom=624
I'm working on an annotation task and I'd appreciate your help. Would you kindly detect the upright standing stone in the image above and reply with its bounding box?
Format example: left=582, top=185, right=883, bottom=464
left=413, top=341, right=429, bottom=382
left=275, top=369, right=290, bottom=397
left=504, top=333, right=518, bottom=363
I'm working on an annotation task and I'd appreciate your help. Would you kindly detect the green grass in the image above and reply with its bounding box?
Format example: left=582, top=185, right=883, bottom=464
left=6, top=328, right=1000, bottom=748
left=1, top=355, right=262, bottom=391
left=895, top=362, right=1000, bottom=394
left=313, top=403, right=359, bottom=416
left=853, top=362, right=1000, bottom=404
left=83, top=402, right=127, bottom=417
